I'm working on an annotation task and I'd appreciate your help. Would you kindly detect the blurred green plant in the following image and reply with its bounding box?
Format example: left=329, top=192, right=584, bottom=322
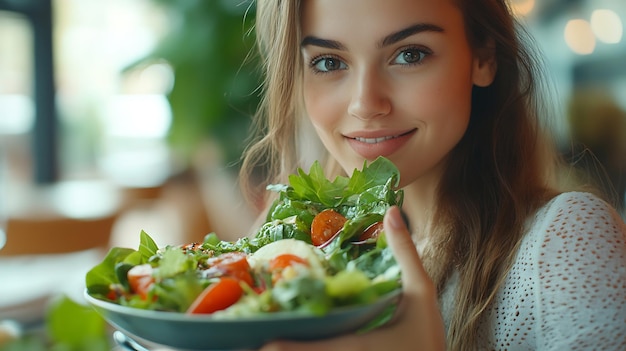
left=0, top=295, right=109, bottom=351
left=129, top=0, right=262, bottom=169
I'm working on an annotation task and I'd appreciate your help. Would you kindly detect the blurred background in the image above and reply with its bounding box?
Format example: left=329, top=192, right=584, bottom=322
left=0, top=0, right=624, bottom=349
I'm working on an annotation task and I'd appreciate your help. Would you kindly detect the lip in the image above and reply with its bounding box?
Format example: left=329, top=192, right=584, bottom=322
left=344, top=128, right=416, bottom=159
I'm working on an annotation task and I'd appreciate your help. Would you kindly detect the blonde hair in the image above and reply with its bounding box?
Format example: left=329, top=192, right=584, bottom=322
left=240, top=0, right=580, bottom=349
left=240, top=0, right=311, bottom=211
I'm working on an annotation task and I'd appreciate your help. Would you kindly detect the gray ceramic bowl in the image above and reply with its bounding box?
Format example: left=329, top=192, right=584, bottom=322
left=85, top=289, right=401, bottom=350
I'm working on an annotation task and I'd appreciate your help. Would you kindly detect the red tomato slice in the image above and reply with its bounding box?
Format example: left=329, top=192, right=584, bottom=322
left=208, top=252, right=254, bottom=287
left=127, top=264, right=155, bottom=300
left=358, top=221, right=383, bottom=241
left=187, top=277, right=244, bottom=314
left=310, top=209, right=347, bottom=246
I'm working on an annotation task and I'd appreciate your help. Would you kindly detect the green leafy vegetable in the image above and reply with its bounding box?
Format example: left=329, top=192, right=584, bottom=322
left=138, top=230, right=159, bottom=260
left=85, top=247, right=136, bottom=296
left=283, top=157, right=401, bottom=208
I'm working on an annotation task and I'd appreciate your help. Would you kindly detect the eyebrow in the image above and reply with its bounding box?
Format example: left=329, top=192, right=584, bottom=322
left=300, top=22, right=445, bottom=50
left=300, top=36, right=345, bottom=50
left=380, top=23, right=444, bottom=47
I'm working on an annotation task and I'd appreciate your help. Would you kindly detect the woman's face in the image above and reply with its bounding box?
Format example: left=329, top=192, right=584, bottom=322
left=300, top=0, right=494, bottom=188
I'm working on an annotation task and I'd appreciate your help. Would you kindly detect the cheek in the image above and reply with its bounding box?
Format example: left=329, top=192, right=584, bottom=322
left=422, top=91, right=471, bottom=148
left=410, top=65, right=474, bottom=124
left=397, top=65, right=473, bottom=159
left=303, top=81, right=344, bottom=132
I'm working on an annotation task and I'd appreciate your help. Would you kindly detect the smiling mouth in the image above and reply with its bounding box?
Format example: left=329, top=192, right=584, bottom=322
left=350, top=129, right=416, bottom=144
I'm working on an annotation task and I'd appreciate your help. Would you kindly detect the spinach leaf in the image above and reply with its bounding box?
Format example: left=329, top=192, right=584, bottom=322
left=85, top=247, right=137, bottom=295
left=280, top=156, right=401, bottom=209
left=138, top=230, right=159, bottom=260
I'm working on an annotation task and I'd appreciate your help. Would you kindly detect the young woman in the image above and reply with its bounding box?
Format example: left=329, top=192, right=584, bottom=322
left=239, top=0, right=626, bottom=350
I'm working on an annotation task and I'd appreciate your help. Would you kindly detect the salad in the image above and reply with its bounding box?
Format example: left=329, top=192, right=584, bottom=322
left=85, top=156, right=404, bottom=318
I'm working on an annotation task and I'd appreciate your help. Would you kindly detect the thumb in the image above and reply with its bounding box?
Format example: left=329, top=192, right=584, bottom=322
left=383, top=206, right=430, bottom=290
left=383, top=206, right=445, bottom=349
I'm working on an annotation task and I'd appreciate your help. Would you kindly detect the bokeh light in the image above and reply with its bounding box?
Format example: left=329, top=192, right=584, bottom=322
left=591, top=9, right=623, bottom=44
left=511, top=0, right=536, bottom=17
left=564, top=19, right=596, bottom=55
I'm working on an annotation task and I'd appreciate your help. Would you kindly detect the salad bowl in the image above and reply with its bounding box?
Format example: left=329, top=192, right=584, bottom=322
left=85, top=288, right=400, bottom=350
left=85, top=157, right=405, bottom=350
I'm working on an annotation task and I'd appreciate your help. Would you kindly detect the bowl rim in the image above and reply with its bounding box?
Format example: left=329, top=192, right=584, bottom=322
left=83, top=288, right=402, bottom=323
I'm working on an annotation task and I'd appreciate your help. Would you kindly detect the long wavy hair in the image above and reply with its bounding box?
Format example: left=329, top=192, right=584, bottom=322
left=240, top=0, right=571, bottom=349
left=428, top=0, right=564, bottom=349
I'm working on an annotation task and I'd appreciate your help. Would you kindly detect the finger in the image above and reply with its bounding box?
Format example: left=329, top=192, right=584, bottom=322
left=383, top=206, right=430, bottom=290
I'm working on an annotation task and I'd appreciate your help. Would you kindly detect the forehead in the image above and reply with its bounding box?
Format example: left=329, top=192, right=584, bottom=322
left=301, top=0, right=465, bottom=40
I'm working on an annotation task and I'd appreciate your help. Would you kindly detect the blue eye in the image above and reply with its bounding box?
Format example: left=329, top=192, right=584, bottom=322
left=393, top=48, right=429, bottom=65
left=311, top=56, right=347, bottom=73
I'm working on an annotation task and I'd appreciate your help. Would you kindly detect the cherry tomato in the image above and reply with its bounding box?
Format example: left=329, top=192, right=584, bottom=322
left=208, top=252, right=254, bottom=287
left=310, top=209, right=347, bottom=246
left=127, top=264, right=155, bottom=300
left=187, top=277, right=243, bottom=314
left=358, top=221, right=383, bottom=241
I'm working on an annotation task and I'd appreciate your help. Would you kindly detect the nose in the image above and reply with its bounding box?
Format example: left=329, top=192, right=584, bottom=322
left=347, top=68, right=391, bottom=120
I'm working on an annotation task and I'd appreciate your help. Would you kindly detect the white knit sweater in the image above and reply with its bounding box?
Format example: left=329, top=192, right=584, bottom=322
left=439, top=191, right=626, bottom=350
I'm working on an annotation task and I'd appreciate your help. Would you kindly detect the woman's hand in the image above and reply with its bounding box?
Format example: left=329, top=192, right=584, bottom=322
left=259, top=206, right=446, bottom=351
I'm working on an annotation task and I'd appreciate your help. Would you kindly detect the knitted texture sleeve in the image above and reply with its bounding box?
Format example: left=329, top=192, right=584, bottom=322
left=482, top=192, right=626, bottom=350
left=533, top=192, right=626, bottom=350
